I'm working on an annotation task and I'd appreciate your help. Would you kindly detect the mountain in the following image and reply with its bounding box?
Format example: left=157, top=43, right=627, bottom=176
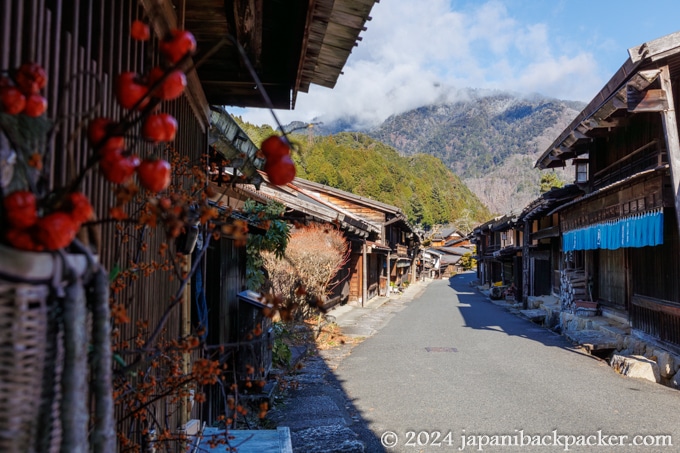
left=292, top=132, right=491, bottom=228
left=366, top=92, right=585, bottom=214
left=241, top=91, right=585, bottom=219
left=236, top=119, right=491, bottom=229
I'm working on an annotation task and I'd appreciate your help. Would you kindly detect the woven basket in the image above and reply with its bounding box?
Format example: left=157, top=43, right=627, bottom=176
left=0, top=245, right=91, bottom=453
left=0, top=281, right=50, bottom=453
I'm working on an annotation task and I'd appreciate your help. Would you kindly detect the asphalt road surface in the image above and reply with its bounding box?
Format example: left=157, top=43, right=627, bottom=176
left=333, top=273, right=680, bottom=453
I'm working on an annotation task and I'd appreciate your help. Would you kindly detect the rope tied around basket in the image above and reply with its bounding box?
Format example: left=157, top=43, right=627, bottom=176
left=0, top=243, right=113, bottom=453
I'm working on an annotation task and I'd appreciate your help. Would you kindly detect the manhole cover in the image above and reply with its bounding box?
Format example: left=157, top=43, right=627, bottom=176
left=425, top=347, right=458, bottom=352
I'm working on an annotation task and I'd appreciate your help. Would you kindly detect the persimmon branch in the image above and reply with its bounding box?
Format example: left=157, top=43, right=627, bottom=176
left=140, top=226, right=213, bottom=351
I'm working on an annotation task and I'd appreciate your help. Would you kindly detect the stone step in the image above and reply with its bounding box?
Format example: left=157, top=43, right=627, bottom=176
left=610, top=354, right=660, bottom=384
left=520, top=308, right=547, bottom=323
left=599, top=322, right=631, bottom=338
left=564, top=329, right=620, bottom=353
left=601, top=306, right=629, bottom=325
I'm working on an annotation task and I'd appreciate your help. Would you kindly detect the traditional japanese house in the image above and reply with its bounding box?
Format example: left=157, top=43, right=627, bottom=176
left=431, top=246, right=470, bottom=277
left=429, top=226, right=466, bottom=247
left=292, top=179, right=422, bottom=304
left=535, top=30, right=680, bottom=353
left=421, top=249, right=443, bottom=279
left=223, top=172, right=377, bottom=307
left=472, top=214, right=519, bottom=291
left=443, top=232, right=474, bottom=248
left=472, top=217, right=498, bottom=285
left=515, top=185, right=583, bottom=305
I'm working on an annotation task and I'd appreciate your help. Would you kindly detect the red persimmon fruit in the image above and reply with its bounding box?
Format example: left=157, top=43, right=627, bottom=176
left=5, top=228, right=43, bottom=252
left=15, top=62, right=47, bottom=95
left=148, top=67, right=186, bottom=101
left=99, top=148, right=140, bottom=184
left=115, top=72, right=149, bottom=110
left=34, top=212, right=78, bottom=250
left=3, top=190, right=38, bottom=228
left=131, top=20, right=151, bottom=41
left=264, top=154, right=296, bottom=185
left=23, top=94, right=48, bottom=117
left=159, top=30, right=196, bottom=64
left=0, top=87, right=26, bottom=114
left=137, top=158, right=172, bottom=192
left=65, top=192, right=94, bottom=224
left=142, top=113, right=177, bottom=143
left=260, top=135, right=291, bottom=160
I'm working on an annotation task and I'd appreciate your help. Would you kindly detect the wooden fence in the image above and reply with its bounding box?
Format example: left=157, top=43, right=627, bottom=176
left=632, top=295, right=680, bottom=353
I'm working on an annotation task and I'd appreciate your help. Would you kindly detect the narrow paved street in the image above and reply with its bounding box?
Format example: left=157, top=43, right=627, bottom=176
left=333, top=273, right=680, bottom=452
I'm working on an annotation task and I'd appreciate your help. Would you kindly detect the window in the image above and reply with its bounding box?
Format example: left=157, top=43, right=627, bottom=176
left=575, top=161, right=588, bottom=183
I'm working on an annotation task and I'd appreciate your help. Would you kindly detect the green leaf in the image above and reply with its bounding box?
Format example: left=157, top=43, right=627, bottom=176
left=109, top=264, right=121, bottom=282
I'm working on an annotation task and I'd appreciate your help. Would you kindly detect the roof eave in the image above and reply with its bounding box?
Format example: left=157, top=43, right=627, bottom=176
left=536, top=30, right=680, bottom=170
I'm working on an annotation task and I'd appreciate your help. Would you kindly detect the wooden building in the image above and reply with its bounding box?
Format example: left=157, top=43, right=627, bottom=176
left=515, top=185, right=583, bottom=305
left=535, top=30, right=680, bottom=352
left=429, top=226, right=466, bottom=247
left=222, top=169, right=377, bottom=307
left=293, top=179, right=422, bottom=303
left=472, top=214, right=519, bottom=289
left=1, top=0, right=377, bottom=449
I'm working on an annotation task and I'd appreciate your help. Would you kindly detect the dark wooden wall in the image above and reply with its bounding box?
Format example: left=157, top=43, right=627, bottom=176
left=630, top=211, right=680, bottom=303
left=594, top=248, right=627, bottom=310
left=561, top=174, right=670, bottom=231
left=2, top=0, right=210, bottom=442
left=590, top=114, right=665, bottom=189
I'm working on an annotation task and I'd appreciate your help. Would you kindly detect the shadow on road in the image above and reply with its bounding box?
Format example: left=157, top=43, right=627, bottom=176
left=266, top=330, right=386, bottom=452
left=448, top=272, right=583, bottom=353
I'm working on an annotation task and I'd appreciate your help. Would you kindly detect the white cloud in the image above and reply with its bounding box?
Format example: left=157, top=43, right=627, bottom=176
left=513, top=53, right=601, bottom=101
left=233, top=0, right=606, bottom=128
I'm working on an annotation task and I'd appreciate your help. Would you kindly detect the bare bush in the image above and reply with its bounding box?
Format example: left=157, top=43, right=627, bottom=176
left=263, top=223, right=350, bottom=318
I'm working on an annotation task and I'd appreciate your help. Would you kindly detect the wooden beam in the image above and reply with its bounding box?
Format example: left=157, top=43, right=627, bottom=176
left=627, top=88, right=668, bottom=112
left=632, top=294, right=680, bottom=317
left=577, top=122, right=592, bottom=134
left=585, top=117, right=628, bottom=129
left=628, top=30, right=680, bottom=63
left=628, top=69, right=662, bottom=91
left=232, top=0, right=263, bottom=68
left=657, top=65, right=680, bottom=242
left=563, top=130, right=588, bottom=147
left=591, top=87, right=627, bottom=123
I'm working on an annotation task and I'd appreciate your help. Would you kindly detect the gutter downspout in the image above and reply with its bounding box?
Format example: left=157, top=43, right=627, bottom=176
left=658, top=65, right=680, bottom=239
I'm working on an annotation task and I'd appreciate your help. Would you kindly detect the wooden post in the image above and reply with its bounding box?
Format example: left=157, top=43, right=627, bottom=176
left=180, top=254, right=192, bottom=430
left=386, top=250, right=391, bottom=291
left=362, top=242, right=367, bottom=307
left=658, top=65, right=680, bottom=239
left=522, top=219, right=530, bottom=307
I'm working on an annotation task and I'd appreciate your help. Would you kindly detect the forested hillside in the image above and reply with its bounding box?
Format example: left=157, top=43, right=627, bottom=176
left=236, top=120, right=490, bottom=229
left=368, top=92, right=584, bottom=213
left=235, top=91, right=584, bottom=218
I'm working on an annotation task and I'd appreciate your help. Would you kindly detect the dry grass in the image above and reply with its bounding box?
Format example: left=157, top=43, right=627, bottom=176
left=302, top=318, right=357, bottom=350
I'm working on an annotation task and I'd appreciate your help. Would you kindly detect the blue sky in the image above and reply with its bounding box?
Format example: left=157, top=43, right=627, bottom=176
left=231, top=0, right=680, bottom=129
